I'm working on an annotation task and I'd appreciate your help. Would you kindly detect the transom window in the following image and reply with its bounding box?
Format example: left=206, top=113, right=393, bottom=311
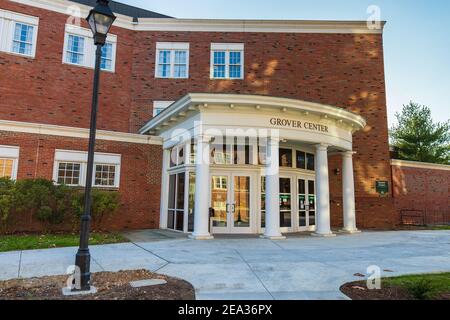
left=155, top=42, right=189, bottom=79
left=94, top=164, right=116, bottom=187
left=211, top=43, right=244, bottom=79
left=12, top=23, right=34, bottom=56
left=57, top=162, right=81, bottom=186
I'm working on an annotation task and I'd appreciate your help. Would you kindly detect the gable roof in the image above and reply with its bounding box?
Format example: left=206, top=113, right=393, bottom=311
left=70, top=0, right=173, bottom=19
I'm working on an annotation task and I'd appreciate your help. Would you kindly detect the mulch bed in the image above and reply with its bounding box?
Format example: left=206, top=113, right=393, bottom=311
left=340, top=281, right=450, bottom=300
left=0, top=270, right=195, bottom=300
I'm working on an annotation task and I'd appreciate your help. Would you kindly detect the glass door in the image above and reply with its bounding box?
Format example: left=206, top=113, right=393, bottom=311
left=211, top=172, right=253, bottom=234
left=298, top=177, right=316, bottom=231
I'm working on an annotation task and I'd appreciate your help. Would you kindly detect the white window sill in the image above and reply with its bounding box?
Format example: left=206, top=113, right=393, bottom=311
left=62, top=61, right=115, bottom=74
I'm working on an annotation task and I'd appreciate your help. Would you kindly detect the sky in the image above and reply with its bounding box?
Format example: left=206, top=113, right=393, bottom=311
left=120, top=0, right=450, bottom=127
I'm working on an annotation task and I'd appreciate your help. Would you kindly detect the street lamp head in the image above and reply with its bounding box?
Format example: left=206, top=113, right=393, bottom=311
left=86, top=0, right=116, bottom=46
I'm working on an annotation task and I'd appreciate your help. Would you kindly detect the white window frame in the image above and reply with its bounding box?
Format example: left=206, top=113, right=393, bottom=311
left=155, top=42, right=190, bottom=79
left=153, top=100, right=174, bottom=117
left=0, top=9, right=39, bottom=58
left=62, top=24, right=117, bottom=72
left=210, top=43, right=244, bottom=80
left=53, top=150, right=121, bottom=188
left=0, top=145, right=19, bottom=180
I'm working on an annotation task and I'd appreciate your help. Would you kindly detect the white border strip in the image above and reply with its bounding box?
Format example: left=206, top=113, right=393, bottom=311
left=391, top=159, right=450, bottom=171
left=10, top=0, right=385, bottom=34
left=0, top=120, right=162, bottom=145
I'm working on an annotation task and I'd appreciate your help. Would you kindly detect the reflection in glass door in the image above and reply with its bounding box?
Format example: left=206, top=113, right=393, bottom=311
left=211, top=175, right=228, bottom=229
left=298, top=178, right=316, bottom=230
left=233, top=176, right=250, bottom=228
left=211, top=173, right=252, bottom=233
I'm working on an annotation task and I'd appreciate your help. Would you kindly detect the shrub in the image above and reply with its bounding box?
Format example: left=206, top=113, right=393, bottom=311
left=72, top=189, right=121, bottom=230
left=407, top=278, right=434, bottom=300
left=0, top=177, right=16, bottom=230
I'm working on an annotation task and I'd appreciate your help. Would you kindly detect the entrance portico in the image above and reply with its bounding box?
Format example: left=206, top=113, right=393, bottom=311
left=140, top=93, right=366, bottom=239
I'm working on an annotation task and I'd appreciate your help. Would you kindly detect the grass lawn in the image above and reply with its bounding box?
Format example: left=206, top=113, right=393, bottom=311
left=384, top=273, right=450, bottom=300
left=0, top=233, right=128, bottom=252
left=431, top=225, right=450, bottom=231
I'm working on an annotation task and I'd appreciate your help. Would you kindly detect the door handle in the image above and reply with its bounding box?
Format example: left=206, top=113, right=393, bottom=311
left=226, top=203, right=230, bottom=213
left=231, top=204, right=236, bottom=213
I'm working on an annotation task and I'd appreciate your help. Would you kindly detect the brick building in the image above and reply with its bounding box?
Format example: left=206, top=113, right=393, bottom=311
left=0, top=0, right=406, bottom=237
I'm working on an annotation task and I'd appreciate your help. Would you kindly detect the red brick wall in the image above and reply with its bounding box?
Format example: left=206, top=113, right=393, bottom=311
left=0, top=131, right=162, bottom=233
left=0, top=0, right=396, bottom=230
left=392, top=164, right=450, bottom=225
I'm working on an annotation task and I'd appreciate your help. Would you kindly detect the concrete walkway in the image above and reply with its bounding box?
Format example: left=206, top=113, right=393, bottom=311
left=1, top=230, right=449, bottom=300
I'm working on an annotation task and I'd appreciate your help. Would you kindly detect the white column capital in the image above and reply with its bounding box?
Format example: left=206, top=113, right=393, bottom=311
left=196, top=135, right=213, bottom=143
left=342, top=151, right=357, bottom=158
left=315, top=143, right=331, bottom=151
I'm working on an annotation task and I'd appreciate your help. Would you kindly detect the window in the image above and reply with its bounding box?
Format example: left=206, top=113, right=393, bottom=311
left=210, top=43, right=244, bottom=79
left=53, top=150, right=121, bottom=188
left=153, top=101, right=174, bottom=117
left=57, top=162, right=81, bottom=186
left=279, top=178, right=292, bottom=228
left=94, top=164, right=116, bottom=187
left=12, top=23, right=34, bottom=56
left=0, top=146, right=19, bottom=180
left=279, top=148, right=293, bottom=167
left=101, top=43, right=113, bottom=70
left=306, top=153, right=315, bottom=171
left=63, top=24, right=117, bottom=72
left=169, top=144, right=186, bottom=168
left=155, top=42, right=189, bottom=79
left=0, top=9, right=38, bottom=58
left=167, top=172, right=186, bottom=231
left=66, top=35, right=84, bottom=65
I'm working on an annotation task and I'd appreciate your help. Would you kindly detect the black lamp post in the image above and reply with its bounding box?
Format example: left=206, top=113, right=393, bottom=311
left=74, top=0, right=116, bottom=292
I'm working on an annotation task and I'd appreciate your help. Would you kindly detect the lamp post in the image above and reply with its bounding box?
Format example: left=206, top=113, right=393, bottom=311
left=74, top=0, right=116, bottom=292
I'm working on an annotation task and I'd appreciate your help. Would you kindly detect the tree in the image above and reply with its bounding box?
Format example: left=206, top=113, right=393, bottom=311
left=390, top=102, right=450, bottom=165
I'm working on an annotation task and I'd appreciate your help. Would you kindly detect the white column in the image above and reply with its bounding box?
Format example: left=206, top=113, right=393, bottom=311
left=341, top=151, right=360, bottom=233
left=313, top=143, right=335, bottom=237
left=262, top=137, right=286, bottom=240
left=190, top=135, right=214, bottom=240
left=159, top=148, right=170, bottom=229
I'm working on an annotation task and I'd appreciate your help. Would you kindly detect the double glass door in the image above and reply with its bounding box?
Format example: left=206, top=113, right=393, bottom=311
left=210, top=172, right=253, bottom=234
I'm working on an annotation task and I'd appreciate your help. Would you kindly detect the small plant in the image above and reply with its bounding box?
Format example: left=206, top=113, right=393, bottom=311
left=407, top=278, right=433, bottom=300
left=0, top=177, right=16, bottom=231
left=72, top=189, right=121, bottom=230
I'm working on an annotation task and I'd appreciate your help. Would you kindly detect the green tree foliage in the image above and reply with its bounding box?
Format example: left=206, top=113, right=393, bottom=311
left=390, top=102, right=450, bottom=164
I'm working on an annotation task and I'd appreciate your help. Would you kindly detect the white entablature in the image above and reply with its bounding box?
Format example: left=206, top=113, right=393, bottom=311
left=139, top=93, right=366, bottom=152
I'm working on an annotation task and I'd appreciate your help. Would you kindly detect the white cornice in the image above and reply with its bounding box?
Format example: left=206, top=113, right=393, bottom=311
left=139, top=93, right=367, bottom=134
left=0, top=120, right=162, bottom=145
left=10, top=0, right=385, bottom=34
left=391, top=159, right=450, bottom=171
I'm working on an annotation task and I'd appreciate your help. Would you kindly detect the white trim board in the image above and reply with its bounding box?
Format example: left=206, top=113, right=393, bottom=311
left=10, top=0, right=385, bottom=34
left=0, top=120, right=162, bottom=145
left=391, top=159, right=450, bottom=171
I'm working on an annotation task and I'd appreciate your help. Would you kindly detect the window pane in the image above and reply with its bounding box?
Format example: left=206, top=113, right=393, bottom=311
left=213, top=51, right=225, bottom=64
left=66, top=35, right=84, bottom=65
left=159, top=50, right=171, bottom=63
left=279, top=149, right=292, bottom=167
left=280, top=211, right=291, bottom=228
left=176, top=173, right=185, bottom=210
left=12, top=23, right=33, bottom=56
left=229, top=65, right=241, bottom=78
left=298, top=179, right=305, bottom=195
left=188, top=172, right=196, bottom=232
left=306, top=153, right=315, bottom=171
left=57, top=162, right=81, bottom=185
left=101, top=43, right=113, bottom=70
left=279, top=178, right=291, bottom=193
left=174, top=64, right=186, bottom=78
left=158, top=64, right=170, bottom=77
left=296, top=151, right=306, bottom=169
left=167, top=210, right=175, bottom=229
left=168, top=174, right=176, bottom=209
left=0, top=159, right=14, bottom=178
left=229, top=51, right=241, bottom=64
left=213, top=65, right=226, bottom=78
left=174, top=50, right=186, bottom=64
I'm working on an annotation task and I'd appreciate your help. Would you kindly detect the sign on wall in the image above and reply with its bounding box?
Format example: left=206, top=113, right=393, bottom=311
left=375, top=181, right=389, bottom=195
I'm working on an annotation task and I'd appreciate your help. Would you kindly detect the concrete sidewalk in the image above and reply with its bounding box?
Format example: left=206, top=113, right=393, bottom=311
left=1, top=230, right=449, bottom=300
